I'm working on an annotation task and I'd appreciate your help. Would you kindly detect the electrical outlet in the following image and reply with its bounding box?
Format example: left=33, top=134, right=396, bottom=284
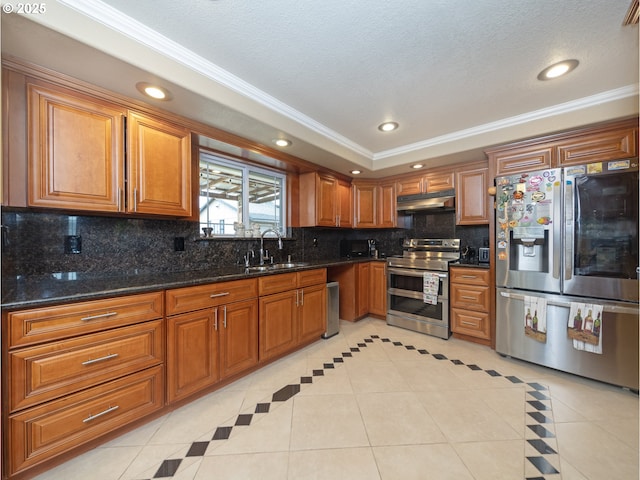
left=313, top=238, right=318, bottom=247
left=174, top=237, right=185, bottom=252
left=64, top=235, right=82, bottom=254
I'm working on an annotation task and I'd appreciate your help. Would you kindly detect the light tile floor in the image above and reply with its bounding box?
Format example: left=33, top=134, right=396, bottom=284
left=33, top=317, right=639, bottom=480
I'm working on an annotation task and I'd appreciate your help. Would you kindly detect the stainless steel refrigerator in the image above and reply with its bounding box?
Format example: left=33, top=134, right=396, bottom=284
left=495, top=160, right=639, bottom=390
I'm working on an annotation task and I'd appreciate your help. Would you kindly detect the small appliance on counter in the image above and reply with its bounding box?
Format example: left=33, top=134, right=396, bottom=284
left=478, top=247, right=490, bottom=264
left=340, top=238, right=370, bottom=258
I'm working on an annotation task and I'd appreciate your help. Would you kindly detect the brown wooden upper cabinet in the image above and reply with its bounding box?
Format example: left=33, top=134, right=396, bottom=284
left=395, top=170, right=455, bottom=196
left=353, top=180, right=397, bottom=228
left=299, top=172, right=352, bottom=227
left=455, top=163, right=489, bottom=225
left=487, top=118, right=638, bottom=176
left=424, top=171, right=455, bottom=192
left=26, top=79, right=192, bottom=217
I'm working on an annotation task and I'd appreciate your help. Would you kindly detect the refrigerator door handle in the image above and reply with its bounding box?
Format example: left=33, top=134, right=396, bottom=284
left=552, top=177, right=562, bottom=279
left=563, top=179, right=574, bottom=281
left=499, top=291, right=639, bottom=315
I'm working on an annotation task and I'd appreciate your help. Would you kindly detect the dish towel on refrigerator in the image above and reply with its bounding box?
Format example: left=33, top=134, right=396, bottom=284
left=422, top=272, right=439, bottom=305
left=524, top=295, right=547, bottom=343
left=567, top=302, right=603, bottom=354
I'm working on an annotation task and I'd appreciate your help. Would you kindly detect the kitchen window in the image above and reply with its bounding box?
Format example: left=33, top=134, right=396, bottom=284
left=199, top=152, right=286, bottom=236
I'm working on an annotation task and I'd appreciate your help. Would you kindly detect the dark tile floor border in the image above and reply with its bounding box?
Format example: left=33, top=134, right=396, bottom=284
left=137, top=334, right=560, bottom=480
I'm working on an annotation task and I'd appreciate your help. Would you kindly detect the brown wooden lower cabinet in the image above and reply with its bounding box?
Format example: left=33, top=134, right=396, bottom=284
left=258, top=269, right=327, bottom=362
left=369, top=261, right=387, bottom=317
left=450, top=266, right=491, bottom=344
left=328, top=261, right=387, bottom=321
left=259, top=289, right=298, bottom=361
left=166, top=298, right=258, bottom=404
left=8, top=365, right=164, bottom=477
left=3, top=271, right=329, bottom=478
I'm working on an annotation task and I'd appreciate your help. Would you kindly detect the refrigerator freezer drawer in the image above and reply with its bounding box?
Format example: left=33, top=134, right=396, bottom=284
left=496, top=288, right=638, bottom=390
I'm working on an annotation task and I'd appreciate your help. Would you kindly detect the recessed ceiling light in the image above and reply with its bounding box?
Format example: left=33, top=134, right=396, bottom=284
left=273, top=139, right=292, bottom=147
left=537, top=59, right=579, bottom=81
left=136, top=82, right=171, bottom=100
left=411, top=164, right=424, bottom=169
left=378, top=121, right=399, bottom=132
left=350, top=170, right=361, bottom=175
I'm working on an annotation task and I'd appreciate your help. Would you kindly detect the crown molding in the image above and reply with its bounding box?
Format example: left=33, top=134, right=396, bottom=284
left=373, top=84, right=639, bottom=162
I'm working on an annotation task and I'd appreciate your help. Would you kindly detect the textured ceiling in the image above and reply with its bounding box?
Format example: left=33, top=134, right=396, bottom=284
left=1, top=0, right=638, bottom=177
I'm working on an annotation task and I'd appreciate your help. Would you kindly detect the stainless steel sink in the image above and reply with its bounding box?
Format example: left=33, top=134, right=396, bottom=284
left=245, top=262, right=309, bottom=273
left=271, top=262, right=309, bottom=269
left=245, top=266, right=271, bottom=272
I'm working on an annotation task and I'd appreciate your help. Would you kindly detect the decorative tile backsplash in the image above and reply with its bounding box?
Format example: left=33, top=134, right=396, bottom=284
left=1, top=209, right=488, bottom=277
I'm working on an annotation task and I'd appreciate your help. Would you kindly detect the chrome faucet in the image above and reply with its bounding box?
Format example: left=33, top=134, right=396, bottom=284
left=260, top=228, right=283, bottom=265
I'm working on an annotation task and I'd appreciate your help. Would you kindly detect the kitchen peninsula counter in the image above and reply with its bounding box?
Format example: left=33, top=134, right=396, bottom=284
left=2, top=258, right=386, bottom=310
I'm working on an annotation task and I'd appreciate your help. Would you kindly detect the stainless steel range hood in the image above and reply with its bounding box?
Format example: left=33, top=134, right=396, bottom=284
left=396, top=189, right=455, bottom=212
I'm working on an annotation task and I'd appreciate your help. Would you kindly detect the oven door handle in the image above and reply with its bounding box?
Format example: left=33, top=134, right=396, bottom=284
left=388, top=267, right=447, bottom=278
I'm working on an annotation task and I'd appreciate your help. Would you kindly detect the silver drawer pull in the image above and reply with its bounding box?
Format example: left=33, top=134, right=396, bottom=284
left=461, top=275, right=477, bottom=279
left=210, top=292, right=230, bottom=298
left=461, top=321, right=477, bottom=326
left=461, top=296, right=476, bottom=300
left=81, top=312, right=118, bottom=322
left=83, top=405, right=119, bottom=423
left=81, top=353, right=119, bottom=366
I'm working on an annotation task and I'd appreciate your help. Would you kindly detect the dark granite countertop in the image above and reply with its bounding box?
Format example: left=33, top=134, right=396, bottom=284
left=450, top=262, right=491, bottom=269
left=1, top=258, right=386, bottom=310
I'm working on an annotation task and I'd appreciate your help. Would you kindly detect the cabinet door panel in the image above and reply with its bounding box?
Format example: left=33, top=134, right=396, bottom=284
left=259, top=291, right=297, bottom=361
left=166, top=310, right=219, bottom=403
left=317, top=174, right=338, bottom=226
left=8, top=366, right=163, bottom=477
left=10, top=320, right=163, bottom=412
left=8, top=292, right=164, bottom=348
left=369, top=262, right=387, bottom=316
left=451, top=308, right=490, bottom=339
left=220, top=299, right=258, bottom=378
left=27, top=81, right=125, bottom=212
left=424, top=171, right=454, bottom=192
left=353, top=182, right=377, bottom=228
left=451, top=285, right=489, bottom=311
left=356, top=262, right=370, bottom=318
left=298, top=284, right=326, bottom=344
left=337, top=179, right=353, bottom=227
left=165, top=279, right=257, bottom=316
left=377, top=182, right=396, bottom=227
left=456, top=166, right=489, bottom=225
left=127, top=111, right=192, bottom=217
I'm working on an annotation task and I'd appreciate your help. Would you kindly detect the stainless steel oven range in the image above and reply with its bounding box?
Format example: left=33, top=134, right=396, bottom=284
left=387, top=238, right=460, bottom=339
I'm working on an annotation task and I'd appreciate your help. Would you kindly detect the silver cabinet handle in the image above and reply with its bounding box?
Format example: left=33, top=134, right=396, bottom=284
left=300, top=289, right=304, bottom=306
left=223, top=305, right=227, bottom=328
left=461, top=275, right=477, bottom=279
left=133, top=187, right=138, bottom=212
left=461, top=296, right=476, bottom=300
left=210, top=292, right=230, bottom=298
left=83, top=405, right=119, bottom=423
left=461, top=321, right=477, bottom=326
left=214, top=308, right=218, bottom=331
left=295, top=290, right=299, bottom=307
left=81, top=312, right=117, bottom=322
left=81, top=353, right=119, bottom=366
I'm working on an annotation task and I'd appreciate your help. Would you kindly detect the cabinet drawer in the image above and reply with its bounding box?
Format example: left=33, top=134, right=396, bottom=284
left=449, top=268, right=489, bottom=286
left=165, top=278, right=258, bottom=316
left=8, top=292, right=164, bottom=348
left=258, top=272, right=297, bottom=296
left=296, top=268, right=327, bottom=288
left=8, top=365, right=164, bottom=476
left=10, top=320, right=164, bottom=412
left=451, top=308, right=490, bottom=339
left=451, top=285, right=490, bottom=311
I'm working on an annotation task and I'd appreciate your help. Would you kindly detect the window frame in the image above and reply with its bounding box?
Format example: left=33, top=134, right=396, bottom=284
left=199, top=151, right=287, bottom=237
